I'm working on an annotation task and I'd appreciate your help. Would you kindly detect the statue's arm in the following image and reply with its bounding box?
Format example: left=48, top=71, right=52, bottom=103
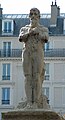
left=19, top=27, right=29, bottom=42
left=40, top=27, right=49, bottom=43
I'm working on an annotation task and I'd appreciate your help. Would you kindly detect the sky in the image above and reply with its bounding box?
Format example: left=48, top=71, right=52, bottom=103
left=0, top=0, right=65, bottom=14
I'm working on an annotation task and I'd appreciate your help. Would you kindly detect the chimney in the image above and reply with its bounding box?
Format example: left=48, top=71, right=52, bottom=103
left=55, top=0, right=56, bottom=5
left=57, top=6, right=60, bottom=16
left=50, top=1, right=60, bottom=25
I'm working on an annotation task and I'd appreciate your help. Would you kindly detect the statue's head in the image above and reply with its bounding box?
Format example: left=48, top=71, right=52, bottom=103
left=29, top=8, right=40, bottom=21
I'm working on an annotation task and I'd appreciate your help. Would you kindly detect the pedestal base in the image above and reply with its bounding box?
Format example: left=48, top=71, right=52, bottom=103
left=2, top=109, right=63, bottom=120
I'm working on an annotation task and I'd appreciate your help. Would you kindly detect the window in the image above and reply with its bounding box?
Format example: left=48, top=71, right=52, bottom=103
left=4, top=21, right=11, bottom=33
left=2, top=88, right=10, bottom=104
left=45, top=63, right=49, bottom=80
left=2, top=63, right=10, bottom=80
left=3, top=42, right=11, bottom=57
left=2, top=20, right=14, bottom=35
left=44, top=42, right=49, bottom=51
left=63, top=19, right=65, bottom=34
left=42, top=87, right=49, bottom=103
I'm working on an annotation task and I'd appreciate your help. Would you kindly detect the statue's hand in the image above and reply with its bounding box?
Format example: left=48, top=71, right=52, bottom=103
left=19, top=32, right=28, bottom=42
left=29, top=27, right=39, bottom=35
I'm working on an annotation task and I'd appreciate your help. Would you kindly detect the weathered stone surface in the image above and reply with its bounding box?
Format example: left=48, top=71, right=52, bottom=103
left=2, top=109, right=63, bottom=120
left=17, top=95, right=50, bottom=109
left=19, top=7, right=49, bottom=109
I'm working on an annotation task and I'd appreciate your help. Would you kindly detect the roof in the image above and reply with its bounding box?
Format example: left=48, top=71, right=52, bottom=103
left=0, top=13, right=65, bottom=36
left=2, top=13, right=65, bottom=19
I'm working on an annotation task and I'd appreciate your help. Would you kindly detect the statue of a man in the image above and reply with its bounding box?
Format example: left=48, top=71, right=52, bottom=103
left=19, top=8, right=49, bottom=108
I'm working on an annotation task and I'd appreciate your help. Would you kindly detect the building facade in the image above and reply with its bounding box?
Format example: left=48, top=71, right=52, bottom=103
left=0, top=1, right=65, bottom=119
left=44, top=36, right=65, bottom=115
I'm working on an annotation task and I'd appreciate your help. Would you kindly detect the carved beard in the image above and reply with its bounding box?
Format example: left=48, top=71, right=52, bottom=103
left=30, top=18, right=39, bottom=27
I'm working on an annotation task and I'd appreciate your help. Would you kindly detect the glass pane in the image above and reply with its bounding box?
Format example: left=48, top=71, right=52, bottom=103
left=4, top=22, right=7, bottom=32
left=3, top=64, right=6, bottom=76
left=2, top=88, right=5, bottom=100
left=2, top=63, right=10, bottom=80
left=7, top=88, right=10, bottom=100
left=8, top=42, right=11, bottom=57
left=44, top=42, right=49, bottom=51
left=8, top=22, right=11, bottom=32
left=2, top=64, right=6, bottom=80
left=3, top=42, right=11, bottom=57
left=46, top=88, right=49, bottom=98
left=7, top=64, right=10, bottom=80
left=45, top=63, right=49, bottom=74
left=43, top=87, right=49, bottom=98
left=2, top=88, right=10, bottom=104
left=3, top=42, right=7, bottom=57
left=3, top=42, right=6, bottom=49
left=8, top=42, right=11, bottom=50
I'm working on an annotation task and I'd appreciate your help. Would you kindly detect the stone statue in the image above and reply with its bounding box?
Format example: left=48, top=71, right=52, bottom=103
left=19, top=8, right=49, bottom=109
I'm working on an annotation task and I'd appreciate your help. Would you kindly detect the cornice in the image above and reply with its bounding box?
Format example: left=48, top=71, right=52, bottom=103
left=0, top=58, right=22, bottom=61
left=0, top=81, right=15, bottom=86
left=44, top=57, right=65, bottom=61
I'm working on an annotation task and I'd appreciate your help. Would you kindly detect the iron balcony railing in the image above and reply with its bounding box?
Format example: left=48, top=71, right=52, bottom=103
left=2, top=100, right=10, bottom=104
left=2, top=75, right=10, bottom=80
left=44, top=49, right=65, bottom=57
left=45, top=75, right=49, bottom=80
left=0, top=49, right=65, bottom=58
left=0, top=49, right=22, bottom=58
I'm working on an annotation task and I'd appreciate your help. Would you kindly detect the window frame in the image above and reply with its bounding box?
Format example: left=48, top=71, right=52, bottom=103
left=2, top=63, right=10, bottom=80
left=44, top=42, right=49, bottom=51
left=3, top=42, right=11, bottom=57
left=45, top=63, right=49, bottom=80
left=2, top=19, right=14, bottom=35
left=2, top=87, right=10, bottom=105
left=42, top=87, right=49, bottom=103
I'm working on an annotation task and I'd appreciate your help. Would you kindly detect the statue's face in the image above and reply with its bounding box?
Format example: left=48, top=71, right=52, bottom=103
left=29, top=8, right=40, bottom=24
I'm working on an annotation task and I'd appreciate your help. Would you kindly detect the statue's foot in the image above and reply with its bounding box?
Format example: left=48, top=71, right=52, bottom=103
left=24, top=103, right=32, bottom=109
left=24, top=102, right=38, bottom=109
left=31, top=102, right=38, bottom=109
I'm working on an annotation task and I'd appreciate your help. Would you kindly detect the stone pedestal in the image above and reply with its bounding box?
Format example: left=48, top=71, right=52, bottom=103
left=2, top=109, right=63, bottom=120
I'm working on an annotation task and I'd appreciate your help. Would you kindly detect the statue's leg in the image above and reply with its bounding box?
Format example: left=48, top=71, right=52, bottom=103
left=32, top=52, right=44, bottom=107
left=23, top=51, right=33, bottom=107
left=33, top=73, right=41, bottom=102
left=25, top=75, right=32, bottom=106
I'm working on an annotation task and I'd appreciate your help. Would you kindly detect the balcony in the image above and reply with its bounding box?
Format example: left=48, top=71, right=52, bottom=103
left=44, top=49, right=65, bottom=57
left=0, top=49, right=65, bottom=58
left=0, top=49, right=22, bottom=58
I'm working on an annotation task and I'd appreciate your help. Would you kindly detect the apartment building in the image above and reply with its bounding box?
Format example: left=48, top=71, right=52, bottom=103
left=0, top=1, right=65, bottom=119
left=44, top=36, right=65, bottom=114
